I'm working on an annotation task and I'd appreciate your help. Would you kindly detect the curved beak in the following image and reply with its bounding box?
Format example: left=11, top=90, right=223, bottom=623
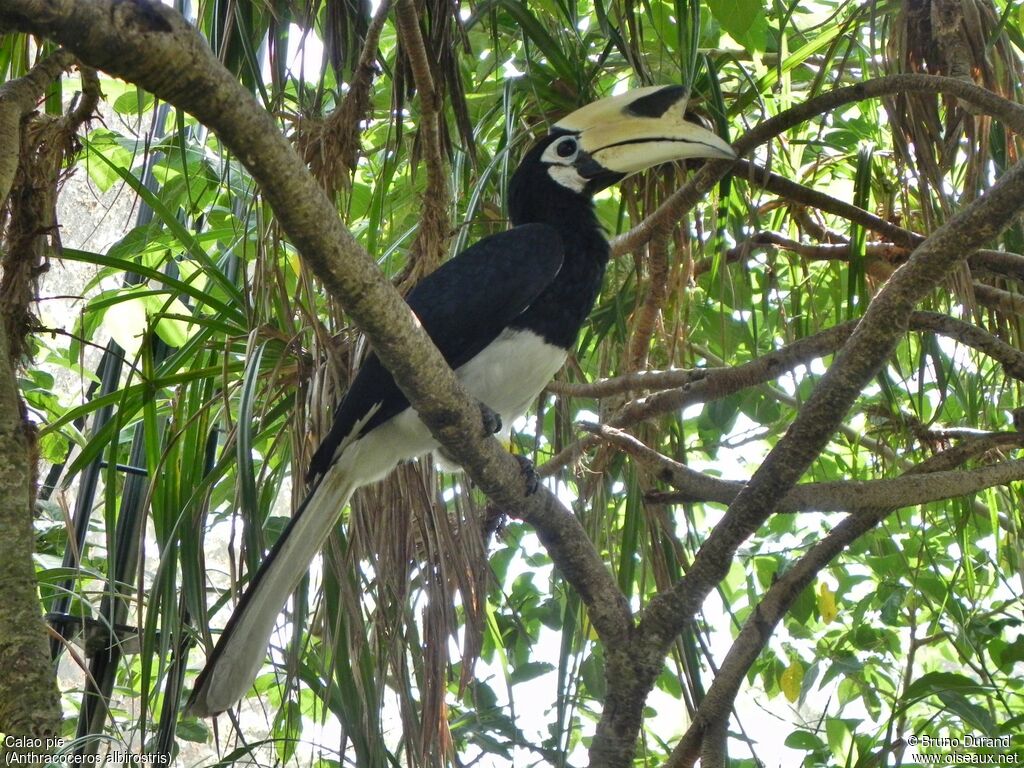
left=555, top=85, right=735, bottom=187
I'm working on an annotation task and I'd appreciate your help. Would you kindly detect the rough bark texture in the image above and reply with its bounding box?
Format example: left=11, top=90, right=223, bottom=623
left=0, top=328, right=62, bottom=747
left=0, top=48, right=74, bottom=752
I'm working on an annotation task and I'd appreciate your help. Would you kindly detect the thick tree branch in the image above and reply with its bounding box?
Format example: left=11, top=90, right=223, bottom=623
left=594, top=75, right=1024, bottom=762
left=0, top=48, right=74, bottom=206
left=973, top=282, right=1024, bottom=315
left=910, top=311, right=1024, bottom=379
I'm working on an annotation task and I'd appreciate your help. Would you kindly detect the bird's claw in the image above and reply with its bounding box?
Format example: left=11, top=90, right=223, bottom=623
left=480, top=403, right=502, bottom=437
left=515, top=454, right=539, bottom=496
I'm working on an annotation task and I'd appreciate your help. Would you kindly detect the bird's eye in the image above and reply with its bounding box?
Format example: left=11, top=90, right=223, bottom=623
left=555, top=137, right=578, bottom=158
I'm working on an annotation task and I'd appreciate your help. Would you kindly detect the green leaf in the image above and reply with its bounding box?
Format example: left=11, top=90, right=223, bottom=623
left=272, top=700, right=302, bottom=764
left=706, top=0, right=767, bottom=51
left=112, top=87, right=155, bottom=117
left=175, top=719, right=210, bottom=743
left=511, top=661, right=554, bottom=683
left=785, top=730, right=825, bottom=751
left=903, top=671, right=986, bottom=701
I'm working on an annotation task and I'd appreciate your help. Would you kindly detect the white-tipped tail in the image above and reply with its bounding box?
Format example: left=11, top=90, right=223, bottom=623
left=186, top=467, right=355, bottom=717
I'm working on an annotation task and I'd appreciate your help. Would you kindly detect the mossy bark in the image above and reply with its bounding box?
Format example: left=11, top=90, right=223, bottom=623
left=0, top=329, right=61, bottom=750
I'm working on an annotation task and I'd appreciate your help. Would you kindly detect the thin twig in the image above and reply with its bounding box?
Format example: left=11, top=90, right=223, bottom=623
left=542, top=310, right=1024, bottom=476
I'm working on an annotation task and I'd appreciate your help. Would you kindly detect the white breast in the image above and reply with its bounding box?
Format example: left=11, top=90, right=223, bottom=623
left=335, top=328, right=566, bottom=482
left=454, top=328, right=567, bottom=429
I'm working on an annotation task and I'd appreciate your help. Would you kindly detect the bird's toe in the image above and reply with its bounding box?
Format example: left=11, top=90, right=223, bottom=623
left=515, top=454, right=539, bottom=496
left=480, top=403, right=502, bottom=437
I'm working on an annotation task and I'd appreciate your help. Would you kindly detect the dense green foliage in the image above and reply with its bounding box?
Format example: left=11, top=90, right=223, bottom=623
left=3, top=0, right=1023, bottom=765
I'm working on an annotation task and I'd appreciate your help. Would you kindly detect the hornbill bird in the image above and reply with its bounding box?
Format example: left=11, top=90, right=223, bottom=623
left=186, top=85, right=734, bottom=716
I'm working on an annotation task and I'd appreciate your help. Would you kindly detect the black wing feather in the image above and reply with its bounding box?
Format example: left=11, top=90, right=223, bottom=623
left=308, top=223, right=564, bottom=481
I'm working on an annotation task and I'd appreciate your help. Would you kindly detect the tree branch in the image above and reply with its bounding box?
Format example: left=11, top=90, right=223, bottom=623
left=729, top=160, right=1024, bottom=288
left=729, top=159, right=922, bottom=250
left=910, top=311, right=1024, bottom=379
left=713, top=225, right=1024, bottom=320
left=0, top=48, right=74, bottom=206
left=541, top=320, right=861, bottom=475
left=542, top=309, right=1024, bottom=476
left=611, top=74, right=1024, bottom=256
left=627, top=231, right=670, bottom=370
left=63, top=65, right=100, bottom=132
left=394, top=0, right=452, bottom=280
left=663, top=438, right=1009, bottom=768
left=637, top=119, right=1024, bottom=693
left=585, top=423, right=1024, bottom=512
left=972, top=282, right=1024, bottom=315
left=0, top=43, right=72, bottom=750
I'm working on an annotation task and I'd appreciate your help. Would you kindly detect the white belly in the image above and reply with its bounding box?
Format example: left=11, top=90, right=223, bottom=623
left=455, top=328, right=567, bottom=428
left=338, top=329, right=566, bottom=483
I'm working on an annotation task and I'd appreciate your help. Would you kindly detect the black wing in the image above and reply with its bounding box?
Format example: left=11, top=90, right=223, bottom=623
left=308, top=223, right=564, bottom=481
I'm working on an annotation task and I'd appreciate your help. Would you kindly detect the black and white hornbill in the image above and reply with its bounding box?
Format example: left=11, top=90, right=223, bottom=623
left=186, top=85, right=734, bottom=717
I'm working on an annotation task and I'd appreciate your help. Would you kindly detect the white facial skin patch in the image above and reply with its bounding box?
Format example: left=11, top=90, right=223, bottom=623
left=546, top=164, right=587, bottom=192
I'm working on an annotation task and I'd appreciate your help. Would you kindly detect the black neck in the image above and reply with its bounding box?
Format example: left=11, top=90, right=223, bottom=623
left=507, top=162, right=611, bottom=349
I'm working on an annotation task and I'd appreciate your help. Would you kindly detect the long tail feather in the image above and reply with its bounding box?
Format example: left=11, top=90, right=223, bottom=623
left=186, top=467, right=355, bottom=717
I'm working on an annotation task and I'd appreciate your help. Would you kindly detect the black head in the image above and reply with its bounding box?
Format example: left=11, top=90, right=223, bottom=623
left=507, top=85, right=735, bottom=226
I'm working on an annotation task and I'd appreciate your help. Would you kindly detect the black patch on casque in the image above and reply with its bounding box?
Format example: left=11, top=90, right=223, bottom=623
left=625, top=85, right=686, bottom=119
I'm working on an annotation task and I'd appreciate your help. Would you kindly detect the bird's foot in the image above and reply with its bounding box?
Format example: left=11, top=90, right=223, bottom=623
left=479, top=402, right=502, bottom=437
left=435, top=404, right=503, bottom=470
left=515, top=454, right=540, bottom=496
left=481, top=503, right=507, bottom=542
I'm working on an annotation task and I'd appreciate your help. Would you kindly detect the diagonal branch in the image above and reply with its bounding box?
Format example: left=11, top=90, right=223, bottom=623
left=728, top=159, right=1024, bottom=287
left=664, top=435, right=1015, bottom=768
left=611, top=74, right=1024, bottom=256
